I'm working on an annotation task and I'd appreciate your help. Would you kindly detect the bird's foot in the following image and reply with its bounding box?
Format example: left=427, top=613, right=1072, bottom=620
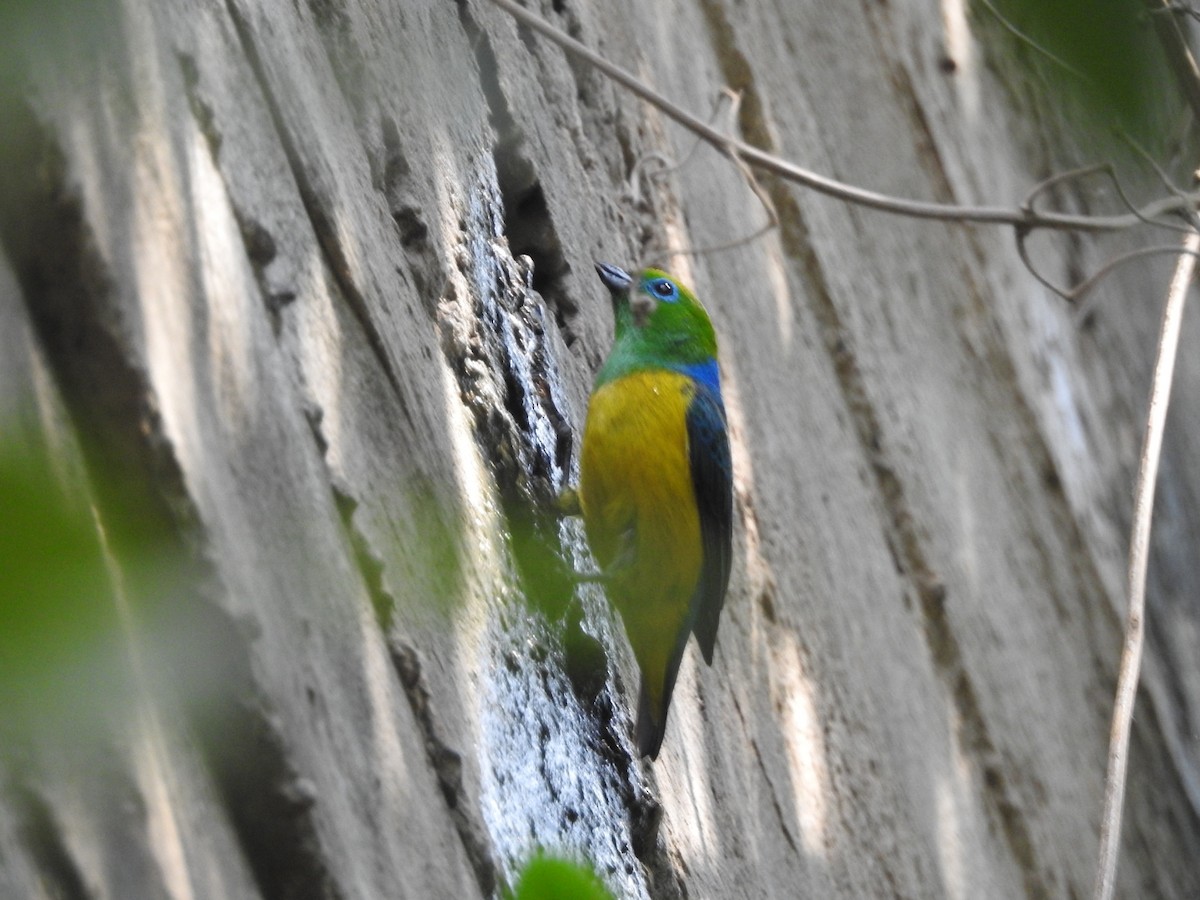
left=554, top=488, right=582, bottom=517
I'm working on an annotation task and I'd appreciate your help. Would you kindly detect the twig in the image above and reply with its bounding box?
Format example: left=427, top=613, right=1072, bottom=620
left=1092, top=227, right=1198, bottom=900
left=633, top=87, right=780, bottom=265
left=628, top=151, right=675, bottom=208
left=634, top=88, right=741, bottom=192
left=488, top=0, right=1200, bottom=233
left=1144, top=0, right=1200, bottom=123
left=1015, top=163, right=1194, bottom=302
left=973, top=0, right=1088, bottom=82
left=1023, top=163, right=1113, bottom=212
left=1157, top=1, right=1200, bottom=24
left=648, top=139, right=779, bottom=263
left=1119, top=131, right=1200, bottom=231
left=1024, top=161, right=1189, bottom=234
left=1069, top=245, right=1200, bottom=312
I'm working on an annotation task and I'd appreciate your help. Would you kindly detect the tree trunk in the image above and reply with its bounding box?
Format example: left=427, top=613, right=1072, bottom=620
left=1, top=1, right=1198, bottom=897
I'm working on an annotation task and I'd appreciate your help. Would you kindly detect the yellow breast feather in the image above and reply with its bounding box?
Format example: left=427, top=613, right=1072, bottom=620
left=579, top=370, right=703, bottom=705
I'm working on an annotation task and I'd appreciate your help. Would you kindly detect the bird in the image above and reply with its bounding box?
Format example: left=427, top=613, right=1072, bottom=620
left=578, top=262, right=732, bottom=760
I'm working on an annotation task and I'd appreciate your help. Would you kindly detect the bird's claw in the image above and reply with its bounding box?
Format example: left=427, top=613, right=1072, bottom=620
left=555, top=488, right=582, bottom=517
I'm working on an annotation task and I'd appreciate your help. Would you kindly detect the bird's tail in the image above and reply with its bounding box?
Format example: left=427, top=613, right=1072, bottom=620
left=634, top=614, right=695, bottom=760
left=636, top=678, right=669, bottom=760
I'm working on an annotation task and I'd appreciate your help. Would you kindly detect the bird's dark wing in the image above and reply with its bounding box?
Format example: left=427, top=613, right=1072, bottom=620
left=686, top=381, right=733, bottom=664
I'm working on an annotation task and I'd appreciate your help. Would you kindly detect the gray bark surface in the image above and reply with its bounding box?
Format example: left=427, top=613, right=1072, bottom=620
left=1, top=1, right=1198, bottom=897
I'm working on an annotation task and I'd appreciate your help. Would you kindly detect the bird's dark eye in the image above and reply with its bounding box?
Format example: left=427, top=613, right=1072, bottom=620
left=650, top=278, right=678, bottom=301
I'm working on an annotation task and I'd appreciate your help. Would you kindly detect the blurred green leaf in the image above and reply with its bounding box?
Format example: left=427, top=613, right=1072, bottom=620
left=509, top=852, right=616, bottom=900
left=0, top=444, right=122, bottom=728
left=982, top=0, right=1178, bottom=145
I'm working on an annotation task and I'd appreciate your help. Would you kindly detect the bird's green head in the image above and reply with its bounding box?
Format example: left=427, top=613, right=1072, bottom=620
left=594, top=263, right=718, bottom=384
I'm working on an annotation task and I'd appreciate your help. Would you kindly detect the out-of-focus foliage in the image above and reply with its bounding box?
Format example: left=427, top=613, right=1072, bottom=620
left=508, top=852, right=616, bottom=900
left=0, top=444, right=123, bottom=732
left=981, top=0, right=1180, bottom=146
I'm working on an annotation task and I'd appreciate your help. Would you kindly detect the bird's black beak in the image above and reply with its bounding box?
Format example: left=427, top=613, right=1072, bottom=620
left=597, top=262, right=653, bottom=326
left=595, top=262, right=633, bottom=294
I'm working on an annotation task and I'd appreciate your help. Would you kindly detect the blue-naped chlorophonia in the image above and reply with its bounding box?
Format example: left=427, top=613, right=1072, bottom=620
left=579, top=263, right=732, bottom=760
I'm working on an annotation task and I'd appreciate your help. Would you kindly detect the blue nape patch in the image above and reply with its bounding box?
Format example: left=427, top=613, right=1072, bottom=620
left=679, top=358, right=721, bottom=397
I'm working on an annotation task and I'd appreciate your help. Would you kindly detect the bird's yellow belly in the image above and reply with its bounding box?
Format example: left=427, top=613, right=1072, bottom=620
left=579, top=371, right=702, bottom=671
